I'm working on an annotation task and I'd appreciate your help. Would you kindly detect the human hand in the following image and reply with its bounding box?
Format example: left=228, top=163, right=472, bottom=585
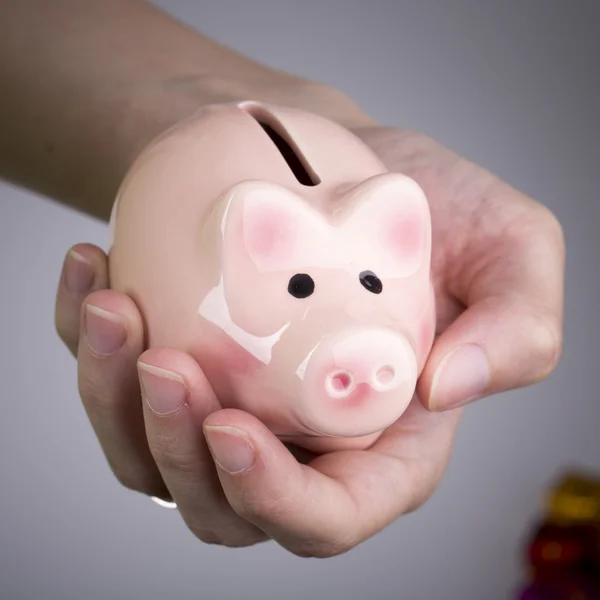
left=54, top=123, right=564, bottom=558
left=351, top=126, right=565, bottom=411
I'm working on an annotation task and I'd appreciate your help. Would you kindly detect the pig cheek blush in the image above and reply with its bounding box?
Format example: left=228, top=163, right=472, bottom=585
left=108, top=101, right=434, bottom=453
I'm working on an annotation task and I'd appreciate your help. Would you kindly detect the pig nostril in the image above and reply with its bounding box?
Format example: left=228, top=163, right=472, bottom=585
left=333, top=372, right=352, bottom=390
left=375, top=365, right=396, bottom=388
left=325, top=370, right=355, bottom=398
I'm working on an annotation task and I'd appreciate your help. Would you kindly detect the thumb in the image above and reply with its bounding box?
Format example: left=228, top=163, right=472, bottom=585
left=419, top=200, right=565, bottom=412
left=418, top=293, right=563, bottom=411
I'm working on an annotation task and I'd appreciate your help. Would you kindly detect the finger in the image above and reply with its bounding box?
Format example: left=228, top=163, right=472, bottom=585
left=78, top=289, right=169, bottom=499
left=419, top=208, right=565, bottom=411
left=138, top=348, right=267, bottom=547
left=55, top=243, right=108, bottom=356
left=202, top=400, right=461, bottom=558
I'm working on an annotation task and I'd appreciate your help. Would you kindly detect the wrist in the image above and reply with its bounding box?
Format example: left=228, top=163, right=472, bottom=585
left=0, top=0, right=377, bottom=222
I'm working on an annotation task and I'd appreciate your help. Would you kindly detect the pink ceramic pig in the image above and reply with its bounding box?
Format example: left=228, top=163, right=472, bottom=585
left=108, top=101, right=435, bottom=453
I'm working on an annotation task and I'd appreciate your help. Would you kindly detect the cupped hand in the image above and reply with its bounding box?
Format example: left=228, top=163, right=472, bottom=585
left=54, top=125, right=564, bottom=557
left=352, top=127, right=565, bottom=411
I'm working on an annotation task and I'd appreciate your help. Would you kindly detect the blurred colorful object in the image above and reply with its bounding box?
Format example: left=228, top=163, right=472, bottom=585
left=516, top=469, right=600, bottom=599
left=546, top=473, right=600, bottom=524
left=518, top=573, right=600, bottom=599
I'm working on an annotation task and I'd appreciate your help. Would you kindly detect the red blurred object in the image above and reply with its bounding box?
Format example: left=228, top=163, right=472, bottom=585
left=528, top=521, right=600, bottom=575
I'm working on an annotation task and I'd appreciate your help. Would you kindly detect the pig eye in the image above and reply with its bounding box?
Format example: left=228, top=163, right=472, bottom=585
left=288, top=273, right=315, bottom=298
left=359, top=270, right=383, bottom=294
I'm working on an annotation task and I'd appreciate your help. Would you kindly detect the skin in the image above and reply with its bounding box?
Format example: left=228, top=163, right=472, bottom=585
left=2, top=0, right=564, bottom=557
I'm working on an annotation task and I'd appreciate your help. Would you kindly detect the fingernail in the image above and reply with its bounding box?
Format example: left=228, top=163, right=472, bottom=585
left=138, top=363, right=187, bottom=415
left=85, top=305, right=127, bottom=356
left=204, top=425, right=256, bottom=474
left=65, top=250, right=95, bottom=295
left=429, top=344, right=490, bottom=410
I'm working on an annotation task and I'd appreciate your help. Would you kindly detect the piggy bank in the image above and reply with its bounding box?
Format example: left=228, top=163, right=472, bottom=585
left=108, top=101, right=435, bottom=453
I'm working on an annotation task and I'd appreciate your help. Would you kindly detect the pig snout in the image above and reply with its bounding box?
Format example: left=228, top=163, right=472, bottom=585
left=299, top=328, right=418, bottom=438
left=324, top=355, right=403, bottom=398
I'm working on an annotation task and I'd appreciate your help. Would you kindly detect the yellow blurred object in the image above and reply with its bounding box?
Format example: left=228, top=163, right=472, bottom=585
left=544, top=470, right=600, bottom=524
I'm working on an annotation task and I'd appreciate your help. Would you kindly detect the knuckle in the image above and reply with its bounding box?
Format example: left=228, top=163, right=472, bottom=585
left=233, top=489, right=301, bottom=528
left=148, top=430, right=199, bottom=477
left=56, top=327, right=76, bottom=355
left=54, top=310, right=67, bottom=338
left=77, top=362, right=139, bottom=418
left=227, top=482, right=359, bottom=558
left=229, top=496, right=270, bottom=523
left=77, top=372, right=117, bottom=414
left=525, top=204, right=566, bottom=257
left=402, top=478, right=438, bottom=515
left=113, top=473, right=144, bottom=494
left=289, top=534, right=357, bottom=559
left=190, top=525, right=266, bottom=548
left=54, top=312, right=78, bottom=354
left=407, top=459, right=448, bottom=512
left=539, top=206, right=565, bottom=246
left=109, top=463, right=163, bottom=497
left=526, top=312, right=563, bottom=380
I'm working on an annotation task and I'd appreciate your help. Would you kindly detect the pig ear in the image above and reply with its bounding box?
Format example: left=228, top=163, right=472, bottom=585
left=341, top=174, right=431, bottom=279
left=227, top=184, right=330, bottom=273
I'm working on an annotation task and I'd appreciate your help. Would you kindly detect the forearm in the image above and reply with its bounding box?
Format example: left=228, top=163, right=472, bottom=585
left=0, top=0, right=373, bottom=221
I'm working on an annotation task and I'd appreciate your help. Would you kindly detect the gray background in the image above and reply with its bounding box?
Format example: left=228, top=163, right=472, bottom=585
left=1, top=1, right=598, bottom=599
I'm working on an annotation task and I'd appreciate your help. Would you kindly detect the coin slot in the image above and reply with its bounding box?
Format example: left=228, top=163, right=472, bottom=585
left=239, top=101, right=320, bottom=187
